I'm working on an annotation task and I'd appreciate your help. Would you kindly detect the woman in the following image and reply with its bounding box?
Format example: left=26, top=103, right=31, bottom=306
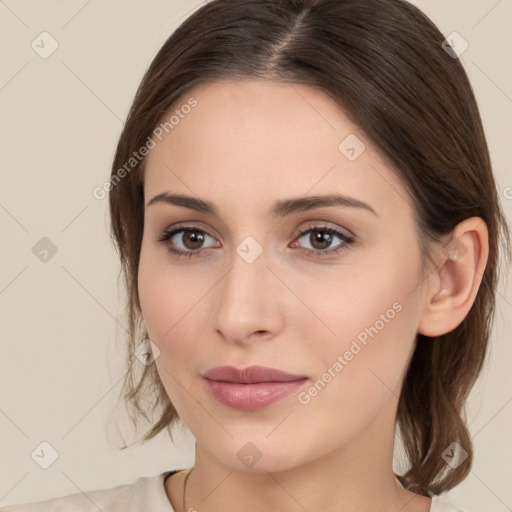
left=3, top=0, right=510, bottom=510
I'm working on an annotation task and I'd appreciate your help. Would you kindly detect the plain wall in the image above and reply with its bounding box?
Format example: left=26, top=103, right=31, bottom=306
left=0, top=1, right=511, bottom=510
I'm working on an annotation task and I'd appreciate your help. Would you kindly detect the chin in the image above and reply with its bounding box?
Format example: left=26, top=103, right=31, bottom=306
left=199, top=435, right=312, bottom=475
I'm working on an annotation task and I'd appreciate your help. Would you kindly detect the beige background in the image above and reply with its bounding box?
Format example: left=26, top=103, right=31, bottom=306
left=0, top=1, right=511, bottom=510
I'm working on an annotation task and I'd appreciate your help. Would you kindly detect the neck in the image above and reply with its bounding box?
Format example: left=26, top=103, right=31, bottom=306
left=181, top=397, right=432, bottom=512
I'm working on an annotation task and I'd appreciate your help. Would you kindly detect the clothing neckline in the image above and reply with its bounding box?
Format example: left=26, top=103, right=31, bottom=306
left=164, top=469, right=180, bottom=483
left=160, top=470, right=438, bottom=512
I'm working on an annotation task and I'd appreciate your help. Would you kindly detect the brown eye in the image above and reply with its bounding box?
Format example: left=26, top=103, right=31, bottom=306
left=308, top=229, right=334, bottom=250
left=293, top=225, right=355, bottom=258
left=297, top=227, right=348, bottom=251
left=182, top=230, right=206, bottom=250
left=157, top=226, right=218, bottom=257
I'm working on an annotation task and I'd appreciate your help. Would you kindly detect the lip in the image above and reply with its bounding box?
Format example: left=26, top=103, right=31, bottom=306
left=202, top=365, right=308, bottom=383
left=202, top=365, right=309, bottom=410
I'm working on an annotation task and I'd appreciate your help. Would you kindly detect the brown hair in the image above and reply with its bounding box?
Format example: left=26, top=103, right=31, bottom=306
left=108, top=0, right=511, bottom=496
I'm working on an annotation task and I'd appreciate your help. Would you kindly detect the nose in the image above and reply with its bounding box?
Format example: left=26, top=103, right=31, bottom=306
left=211, top=242, right=285, bottom=345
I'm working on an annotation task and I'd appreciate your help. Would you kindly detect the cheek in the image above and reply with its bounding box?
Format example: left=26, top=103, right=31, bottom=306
left=137, top=256, right=198, bottom=411
left=299, top=248, right=421, bottom=375
left=137, top=250, right=209, bottom=405
left=321, top=237, right=422, bottom=352
left=291, top=292, right=419, bottom=457
left=138, top=246, right=199, bottom=343
left=298, top=269, right=421, bottom=418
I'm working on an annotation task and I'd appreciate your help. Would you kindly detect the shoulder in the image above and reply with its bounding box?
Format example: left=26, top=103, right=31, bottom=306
left=429, top=494, right=467, bottom=512
left=0, top=471, right=175, bottom=512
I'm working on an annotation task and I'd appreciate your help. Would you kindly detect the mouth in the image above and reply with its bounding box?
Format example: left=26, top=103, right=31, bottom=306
left=202, top=365, right=308, bottom=383
left=201, top=365, right=310, bottom=410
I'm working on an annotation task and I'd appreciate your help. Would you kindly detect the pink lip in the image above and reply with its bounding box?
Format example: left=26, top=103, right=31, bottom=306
left=202, top=365, right=309, bottom=410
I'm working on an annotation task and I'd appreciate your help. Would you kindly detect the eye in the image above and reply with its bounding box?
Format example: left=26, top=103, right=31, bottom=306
left=292, top=224, right=355, bottom=258
left=157, top=223, right=355, bottom=259
left=157, top=225, right=218, bottom=258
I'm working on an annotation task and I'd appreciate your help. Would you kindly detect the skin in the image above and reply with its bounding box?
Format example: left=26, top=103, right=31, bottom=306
left=137, top=80, right=489, bottom=512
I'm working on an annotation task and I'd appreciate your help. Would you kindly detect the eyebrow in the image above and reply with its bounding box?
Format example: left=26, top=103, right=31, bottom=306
left=146, top=192, right=378, bottom=217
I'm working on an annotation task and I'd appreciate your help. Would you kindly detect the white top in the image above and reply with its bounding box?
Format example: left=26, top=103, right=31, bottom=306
left=0, top=470, right=466, bottom=511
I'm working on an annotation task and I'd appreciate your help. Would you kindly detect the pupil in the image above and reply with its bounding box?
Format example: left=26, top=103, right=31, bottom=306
left=311, top=230, right=331, bottom=249
left=185, top=231, right=204, bottom=249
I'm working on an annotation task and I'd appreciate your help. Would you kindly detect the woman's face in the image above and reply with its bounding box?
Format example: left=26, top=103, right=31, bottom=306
left=138, top=80, right=433, bottom=472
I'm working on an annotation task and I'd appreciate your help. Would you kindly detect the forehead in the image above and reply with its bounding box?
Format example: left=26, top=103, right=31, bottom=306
left=143, top=80, right=411, bottom=220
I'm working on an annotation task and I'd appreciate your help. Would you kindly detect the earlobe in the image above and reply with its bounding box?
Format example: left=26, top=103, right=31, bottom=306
left=417, top=217, right=489, bottom=337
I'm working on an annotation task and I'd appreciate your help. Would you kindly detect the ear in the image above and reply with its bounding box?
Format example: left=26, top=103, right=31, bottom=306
left=417, top=217, right=489, bottom=337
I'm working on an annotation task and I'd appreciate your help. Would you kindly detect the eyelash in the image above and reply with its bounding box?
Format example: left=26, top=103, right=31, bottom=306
left=156, top=223, right=355, bottom=259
